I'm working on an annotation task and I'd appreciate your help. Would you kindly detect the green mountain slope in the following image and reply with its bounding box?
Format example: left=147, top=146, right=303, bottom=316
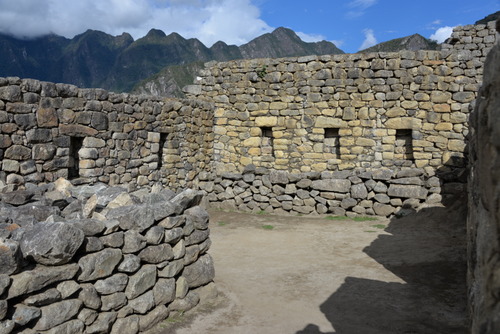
left=476, top=11, right=500, bottom=24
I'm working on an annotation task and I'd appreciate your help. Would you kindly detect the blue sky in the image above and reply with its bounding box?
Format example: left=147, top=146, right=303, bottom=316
left=0, top=0, right=498, bottom=53
left=258, top=0, right=499, bottom=52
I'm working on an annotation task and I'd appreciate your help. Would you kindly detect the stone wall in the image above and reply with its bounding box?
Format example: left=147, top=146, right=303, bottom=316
left=0, top=22, right=496, bottom=218
left=441, top=21, right=497, bottom=64
left=185, top=22, right=497, bottom=215
left=0, top=79, right=214, bottom=192
left=467, top=21, right=500, bottom=334
left=0, top=180, right=215, bottom=333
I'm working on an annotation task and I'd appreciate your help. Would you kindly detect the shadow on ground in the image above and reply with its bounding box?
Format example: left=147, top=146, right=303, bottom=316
left=296, top=192, right=468, bottom=334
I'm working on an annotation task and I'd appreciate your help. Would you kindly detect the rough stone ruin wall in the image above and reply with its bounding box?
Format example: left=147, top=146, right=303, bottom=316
left=0, top=20, right=498, bottom=333
left=0, top=21, right=496, bottom=219
left=0, top=182, right=215, bottom=333
left=467, top=21, right=500, bottom=334
left=0, top=84, right=214, bottom=192
left=185, top=21, right=496, bottom=216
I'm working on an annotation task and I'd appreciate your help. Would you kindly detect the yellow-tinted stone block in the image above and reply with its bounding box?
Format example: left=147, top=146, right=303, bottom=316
left=243, top=137, right=261, bottom=147
left=434, top=123, right=453, bottom=131
left=314, top=116, right=344, bottom=128
left=433, top=104, right=451, bottom=112
left=386, top=107, right=406, bottom=117
left=255, top=116, right=278, bottom=126
left=385, top=117, right=422, bottom=129
left=356, top=138, right=376, bottom=146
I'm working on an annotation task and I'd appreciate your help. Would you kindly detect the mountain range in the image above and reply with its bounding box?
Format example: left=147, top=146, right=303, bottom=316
left=0, top=15, right=488, bottom=98
left=0, top=27, right=343, bottom=95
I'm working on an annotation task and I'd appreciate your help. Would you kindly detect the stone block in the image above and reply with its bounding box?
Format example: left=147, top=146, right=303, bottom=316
left=387, top=184, right=428, bottom=199
left=311, top=179, right=351, bottom=192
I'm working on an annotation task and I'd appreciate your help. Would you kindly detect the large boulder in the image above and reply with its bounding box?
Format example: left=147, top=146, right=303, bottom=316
left=20, top=221, right=84, bottom=265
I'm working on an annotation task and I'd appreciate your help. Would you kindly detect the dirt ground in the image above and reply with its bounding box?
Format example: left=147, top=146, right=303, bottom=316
left=154, top=194, right=468, bottom=334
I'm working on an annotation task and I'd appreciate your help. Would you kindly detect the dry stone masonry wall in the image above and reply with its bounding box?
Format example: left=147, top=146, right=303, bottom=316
left=0, top=21, right=496, bottom=220
left=0, top=81, right=213, bottom=192
left=186, top=20, right=497, bottom=216
left=467, top=20, right=500, bottom=334
left=0, top=180, right=215, bottom=333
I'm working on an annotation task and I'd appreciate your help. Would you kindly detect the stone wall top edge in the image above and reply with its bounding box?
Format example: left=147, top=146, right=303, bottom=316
left=203, top=50, right=448, bottom=70
left=0, top=76, right=213, bottom=107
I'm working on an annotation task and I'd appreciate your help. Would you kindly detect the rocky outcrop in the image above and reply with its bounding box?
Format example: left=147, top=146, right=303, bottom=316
left=467, top=21, right=500, bottom=334
left=0, top=179, right=215, bottom=333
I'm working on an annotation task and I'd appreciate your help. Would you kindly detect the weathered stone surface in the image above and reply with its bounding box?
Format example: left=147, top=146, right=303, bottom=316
left=118, top=254, right=141, bottom=273
left=101, top=292, right=127, bottom=311
left=43, top=319, right=84, bottom=334
left=106, top=205, right=155, bottom=232
left=0, top=275, right=8, bottom=298
left=164, top=227, right=184, bottom=244
left=0, top=301, right=7, bottom=321
left=128, top=290, right=155, bottom=314
left=100, top=231, right=124, bottom=248
left=144, top=226, right=164, bottom=245
left=0, top=191, right=34, bottom=206
left=171, top=189, right=204, bottom=212
left=139, top=244, right=174, bottom=264
left=8, top=264, right=79, bottom=299
left=351, top=183, right=368, bottom=199
left=0, top=320, right=15, bottom=334
left=183, top=254, right=215, bottom=288
left=122, top=230, right=147, bottom=254
left=34, top=299, right=82, bottom=331
left=110, top=315, right=139, bottom=334
left=67, top=218, right=105, bottom=236
left=95, top=274, right=128, bottom=295
left=153, top=278, right=176, bottom=306
left=185, top=230, right=210, bottom=246
left=23, top=288, right=61, bottom=307
left=138, top=305, right=169, bottom=332
left=387, top=184, right=428, bottom=199
left=58, top=124, right=98, bottom=136
left=78, top=308, right=98, bottom=326
left=20, top=221, right=84, bottom=265
left=169, top=290, right=200, bottom=312
left=125, top=265, right=157, bottom=299
left=0, top=239, right=22, bottom=275
left=158, top=259, right=184, bottom=278
left=373, top=203, right=396, bottom=217
left=84, top=312, right=117, bottom=334
left=78, top=284, right=101, bottom=310
left=56, top=280, right=80, bottom=299
left=12, top=305, right=41, bottom=326
left=311, top=179, right=351, bottom=192
left=184, top=206, right=209, bottom=230
left=78, top=248, right=122, bottom=282
left=372, top=169, right=394, bottom=181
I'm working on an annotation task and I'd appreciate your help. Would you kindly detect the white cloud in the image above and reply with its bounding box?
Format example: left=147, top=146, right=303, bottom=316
left=331, top=40, right=345, bottom=48
left=430, top=26, right=455, bottom=43
left=431, top=19, right=442, bottom=25
left=359, top=29, right=377, bottom=50
left=296, top=32, right=326, bottom=43
left=0, top=0, right=273, bottom=46
left=346, top=0, right=377, bottom=18
left=349, top=0, right=378, bottom=9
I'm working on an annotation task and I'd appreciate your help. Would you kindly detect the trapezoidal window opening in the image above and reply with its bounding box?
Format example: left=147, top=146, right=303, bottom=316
left=68, top=136, right=84, bottom=179
left=324, top=128, right=340, bottom=159
left=157, top=133, right=168, bottom=170
left=395, top=129, right=414, bottom=162
left=260, top=127, right=274, bottom=157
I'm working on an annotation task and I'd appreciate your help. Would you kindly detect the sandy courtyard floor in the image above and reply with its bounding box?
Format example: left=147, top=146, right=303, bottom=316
left=153, top=195, right=467, bottom=334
